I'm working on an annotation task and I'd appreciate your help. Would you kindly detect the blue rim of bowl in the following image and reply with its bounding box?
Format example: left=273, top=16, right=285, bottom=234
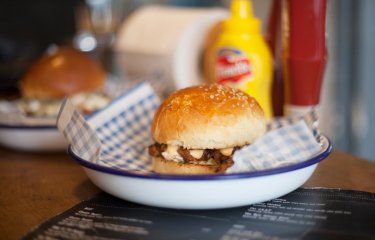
left=68, top=135, right=333, bottom=181
left=0, top=123, right=56, bottom=129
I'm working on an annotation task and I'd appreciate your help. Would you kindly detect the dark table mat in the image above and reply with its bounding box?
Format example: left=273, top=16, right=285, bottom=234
left=23, top=188, right=375, bottom=240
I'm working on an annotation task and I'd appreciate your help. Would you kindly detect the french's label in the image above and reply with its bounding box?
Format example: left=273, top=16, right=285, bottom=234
left=215, top=48, right=252, bottom=85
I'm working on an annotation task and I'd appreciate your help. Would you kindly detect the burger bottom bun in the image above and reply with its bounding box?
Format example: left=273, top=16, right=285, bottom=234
left=152, top=157, right=232, bottom=175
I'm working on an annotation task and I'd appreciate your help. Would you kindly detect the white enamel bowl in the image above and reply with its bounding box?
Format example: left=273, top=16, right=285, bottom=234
left=68, top=136, right=332, bottom=209
left=0, top=124, right=68, bottom=151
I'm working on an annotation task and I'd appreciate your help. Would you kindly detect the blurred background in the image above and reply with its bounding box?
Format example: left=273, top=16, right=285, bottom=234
left=0, top=0, right=374, bottom=161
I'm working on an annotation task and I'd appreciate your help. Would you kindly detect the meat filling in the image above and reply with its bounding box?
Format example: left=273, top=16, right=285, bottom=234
left=148, top=142, right=239, bottom=166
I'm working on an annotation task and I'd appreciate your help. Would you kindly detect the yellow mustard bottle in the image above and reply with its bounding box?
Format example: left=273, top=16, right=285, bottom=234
left=206, top=0, right=273, bottom=117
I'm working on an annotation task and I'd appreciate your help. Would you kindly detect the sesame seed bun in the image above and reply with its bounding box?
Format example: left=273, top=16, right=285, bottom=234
left=151, top=84, right=267, bottom=149
left=20, top=47, right=106, bottom=99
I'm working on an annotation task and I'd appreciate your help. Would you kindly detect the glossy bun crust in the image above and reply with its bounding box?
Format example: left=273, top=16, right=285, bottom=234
left=151, top=84, right=267, bottom=149
left=20, top=47, right=106, bottom=99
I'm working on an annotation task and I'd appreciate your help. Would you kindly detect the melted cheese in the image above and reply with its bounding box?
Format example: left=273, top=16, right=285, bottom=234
left=189, top=149, right=204, bottom=159
left=161, top=145, right=183, bottom=162
left=220, top=147, right=233, bottom=156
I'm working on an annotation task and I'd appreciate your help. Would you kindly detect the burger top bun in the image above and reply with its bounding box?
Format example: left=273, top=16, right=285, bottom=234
left=20, top=47, right=106, bottom=99
left=151, top=84, right=267, bottom=149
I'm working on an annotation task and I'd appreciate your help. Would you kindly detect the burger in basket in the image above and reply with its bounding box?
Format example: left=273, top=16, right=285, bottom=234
left=19, top=47, right=110, bottom=116
left=148, top=84, right=267, bottom=175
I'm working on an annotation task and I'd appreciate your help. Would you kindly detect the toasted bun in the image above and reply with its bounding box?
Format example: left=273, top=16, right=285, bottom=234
left=152, top=157, right=231, bottom=175
left=152, top=84, right=267, bottom=149
left=20, top=47, right=106, bottom=99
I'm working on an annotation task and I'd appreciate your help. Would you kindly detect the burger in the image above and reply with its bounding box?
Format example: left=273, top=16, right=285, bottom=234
left=148, top=84, right=267, bottom=175
left=19, top=47, right=110, bottom=116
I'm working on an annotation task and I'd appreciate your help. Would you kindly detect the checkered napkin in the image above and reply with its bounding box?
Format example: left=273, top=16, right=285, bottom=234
left=57, top=82, right=160, bottom=173
left=227, top=118, right=322, bottom=173
left=57, top=82, right=322, bottom=174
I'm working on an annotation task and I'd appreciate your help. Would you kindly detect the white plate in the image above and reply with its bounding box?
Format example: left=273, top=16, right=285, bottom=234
left=68, top=136, right=332, bottom=209
left=0, top=124, right=68, bottom=151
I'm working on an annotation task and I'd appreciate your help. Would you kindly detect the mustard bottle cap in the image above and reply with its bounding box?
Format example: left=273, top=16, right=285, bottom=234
left=222, top=0, right=261, bottom=34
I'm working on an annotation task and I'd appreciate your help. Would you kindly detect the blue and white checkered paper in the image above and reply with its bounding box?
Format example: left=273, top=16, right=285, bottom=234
left=57, top=82, right=323, bottom=174
left=57, top=82, right=160, bottom=173
left=227, top=120, right=321, bottom=173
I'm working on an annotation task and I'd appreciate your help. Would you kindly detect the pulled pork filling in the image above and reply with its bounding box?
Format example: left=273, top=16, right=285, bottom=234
left=148, top=142, right=240, bottom=166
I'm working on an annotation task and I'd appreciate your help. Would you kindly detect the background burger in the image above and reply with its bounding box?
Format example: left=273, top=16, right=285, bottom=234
left=148, top=84, right=267, bottom=175
left=19, top=47, right=110, bottom=116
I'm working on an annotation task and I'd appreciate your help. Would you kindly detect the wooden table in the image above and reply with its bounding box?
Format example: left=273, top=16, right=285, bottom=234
left=1, top=147, right=375, bottom=239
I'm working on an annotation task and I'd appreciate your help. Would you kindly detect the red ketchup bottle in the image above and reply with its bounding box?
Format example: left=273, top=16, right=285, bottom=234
left=266, top=0, right=284, bottom=117
left=283, top=0, right=327, bottom=118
